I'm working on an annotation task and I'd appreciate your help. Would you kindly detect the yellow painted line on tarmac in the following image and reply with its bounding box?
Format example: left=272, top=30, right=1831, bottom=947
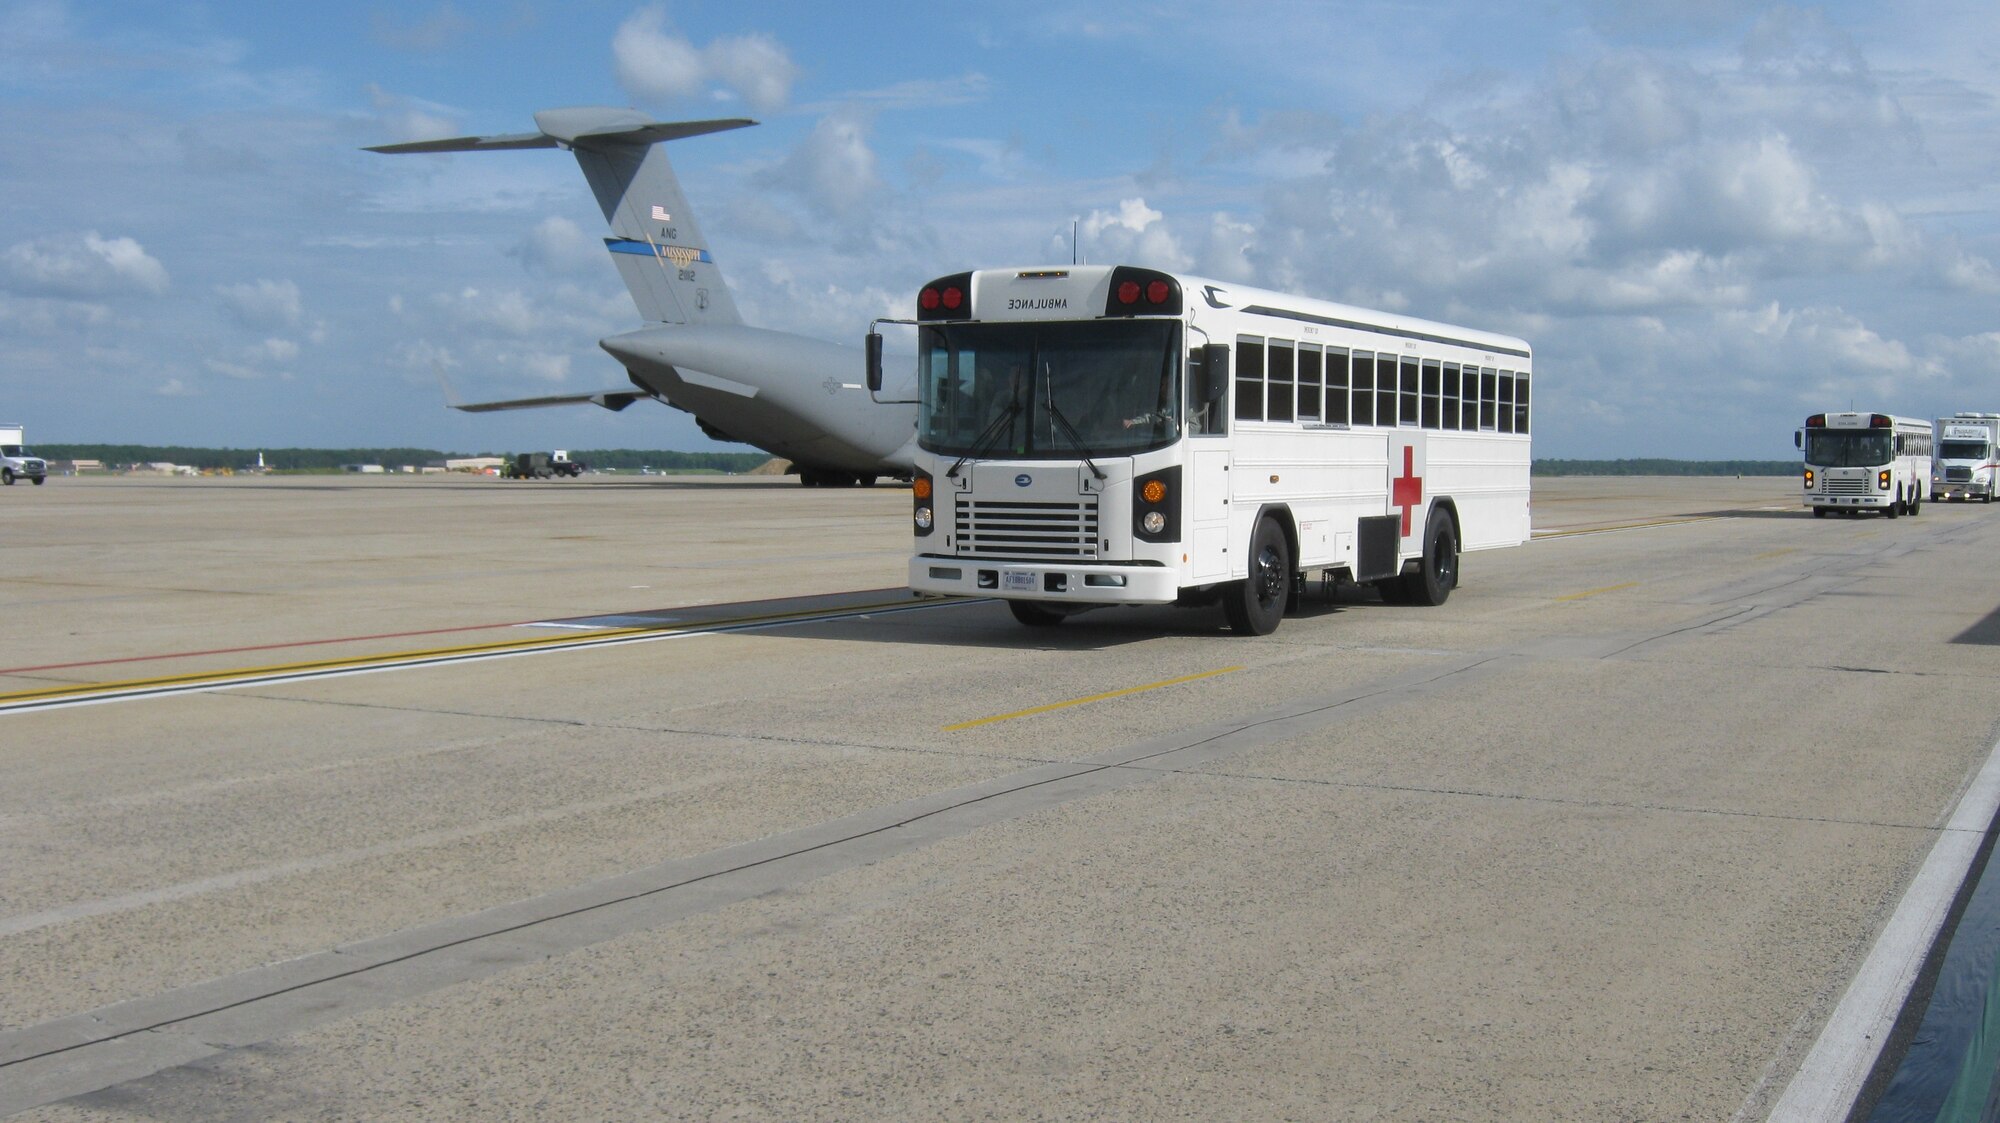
left=1531, top=514, right=1729, bottom=540
left=1554, top=581, right=1640, bottom=602
left=944, top=666, right=1243, bottom=732
left=0, top=595, right=925, bottom=714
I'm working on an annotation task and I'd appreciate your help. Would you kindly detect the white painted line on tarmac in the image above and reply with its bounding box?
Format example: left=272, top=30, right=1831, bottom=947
left=1760, top=731, right=2000, bottom=1121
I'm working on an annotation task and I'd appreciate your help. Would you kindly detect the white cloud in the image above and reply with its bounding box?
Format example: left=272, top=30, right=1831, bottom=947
left=519, top=352, right=570, bottom=383
left=0, top=293, right=111, bottom=332
left=205, top=358, right=265, bottom=381
left=215, top=278, right=302, bottom=329
left=365, top=84, right=460, bottom=146
left=3, top=232, right=169, bottom=297
left=155, top=377, right=196, bottom=397
left=761, top=110, right=884, bottom=223
left=612, top=8, right=797, bottom=112
left=510, top=216, right=601, bottom=276
left=1074, top=199, right=1191, bottom=272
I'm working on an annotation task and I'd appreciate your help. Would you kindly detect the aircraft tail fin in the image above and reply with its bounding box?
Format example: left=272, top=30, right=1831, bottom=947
left=370, top=108, right=754, bottom=327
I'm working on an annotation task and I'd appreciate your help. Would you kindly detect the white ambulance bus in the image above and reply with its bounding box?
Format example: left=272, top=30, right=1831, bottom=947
left=1797, top=412, right=1932, bottom=518
left=1931, top=413, right=2000, bottom=503
left=865, top=265, right=1532, bottom=635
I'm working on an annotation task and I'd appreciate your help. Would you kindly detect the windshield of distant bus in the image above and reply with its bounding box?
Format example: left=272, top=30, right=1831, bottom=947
left=917, top=320, right=1181, bottom=458
left=1804, top=429, right=1893, bottom=467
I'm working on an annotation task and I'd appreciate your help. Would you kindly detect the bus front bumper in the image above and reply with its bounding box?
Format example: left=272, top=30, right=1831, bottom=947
left=1805, top=493, right=1892, bottom=509
left=911, top=557, right=1183, bottom=605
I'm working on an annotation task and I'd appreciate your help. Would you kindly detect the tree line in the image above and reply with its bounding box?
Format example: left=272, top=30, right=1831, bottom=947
left=1532, top=458, right=1796, bottom=476
left=33, top=445, right=775, bottom=473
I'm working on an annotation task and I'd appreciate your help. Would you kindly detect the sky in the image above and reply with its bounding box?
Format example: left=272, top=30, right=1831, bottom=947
left=1, top=0, right=1996, bottom=460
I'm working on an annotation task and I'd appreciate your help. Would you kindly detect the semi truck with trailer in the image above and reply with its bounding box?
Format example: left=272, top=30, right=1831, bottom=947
left=0, top=425, right=47, bottom=485
left=503, top=450, right=588, bottom=479
left=1931, top=413, right=1999, bottom=503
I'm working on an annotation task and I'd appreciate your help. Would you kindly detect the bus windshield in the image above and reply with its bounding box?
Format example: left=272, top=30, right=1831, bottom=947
left=1805, top=429, right=1893, bottom=467
left=918, top=320, right=1181, bottom=459
left=1940, top=440, right=1990, bottom=461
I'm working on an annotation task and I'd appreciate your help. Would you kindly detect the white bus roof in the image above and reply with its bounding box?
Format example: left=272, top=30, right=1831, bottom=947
left=963, top=265, right=1532, bottom=360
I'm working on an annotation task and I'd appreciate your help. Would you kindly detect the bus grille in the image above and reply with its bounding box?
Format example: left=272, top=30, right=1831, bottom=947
left=1824, top=477, right=1870, bottom=495
left=955, top=498, right=1100, bottom=559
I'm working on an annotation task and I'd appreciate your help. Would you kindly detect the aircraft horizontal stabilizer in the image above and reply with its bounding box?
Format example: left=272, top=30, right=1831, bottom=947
left=363, top=132, right=558, bottom=154
left=450, top=390, right=653, bottom=413
left=363, top=115, right=754, bottom=155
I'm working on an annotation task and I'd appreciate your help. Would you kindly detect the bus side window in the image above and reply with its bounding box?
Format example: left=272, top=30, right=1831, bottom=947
left=1235, top=337, right=1265, bottom=422
left=1267, top=341, right=1296, bottom=423
left=1480, top=367, right=1498, bottom=430
left=1515, top=372, right=1531, bottom=434
left=1326, top=349, right=1350, bottom=425
left=1498, top=371, right=1517, bottom=434
left=1399, top=356, right=1420, bottom=427
left=1376, top=355, right=1399, bottom=427
left=1442, top=363, right=1462, bottom=431
left=1421, top=359, right=1441, bottom=429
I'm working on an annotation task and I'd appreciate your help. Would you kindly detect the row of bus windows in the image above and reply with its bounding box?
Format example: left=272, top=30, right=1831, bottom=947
left=1232, top=337, right=1530, bottom=435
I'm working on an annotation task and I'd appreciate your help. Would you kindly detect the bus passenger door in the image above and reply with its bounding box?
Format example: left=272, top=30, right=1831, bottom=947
left=1191, top=449, right=1231, bottom=581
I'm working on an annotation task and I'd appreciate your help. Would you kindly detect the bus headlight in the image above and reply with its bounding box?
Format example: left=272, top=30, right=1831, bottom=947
left=912, top=471, right=935, bottom=537
left=1803, top=469, right=1814, bottom=489
left=1878, top=470, right=1892, bottom=491
left=1131, top=466, right=1181, bottom=543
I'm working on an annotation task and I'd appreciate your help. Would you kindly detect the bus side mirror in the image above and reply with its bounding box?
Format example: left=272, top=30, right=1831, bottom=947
left=865, top=332, right=884, bottom=394
left=1794, top=429, right=1802, bottom=450
left=1200, top=343, right=1229, bottom=403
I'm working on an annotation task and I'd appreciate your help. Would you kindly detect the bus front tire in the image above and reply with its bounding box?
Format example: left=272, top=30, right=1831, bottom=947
left=1399, top=513, right=1459, bottom=607
left=1223, top=518, right=1290, bottom=636
left=1007, top=600, right=1065, bottom=627
left=1812, top=507, right=1827, bottom=518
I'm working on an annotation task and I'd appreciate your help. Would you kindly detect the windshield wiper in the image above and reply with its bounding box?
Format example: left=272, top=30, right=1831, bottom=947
left=947, top=397, right=1020, bottom=480
left=1041, top=394, right=1106, bottom=480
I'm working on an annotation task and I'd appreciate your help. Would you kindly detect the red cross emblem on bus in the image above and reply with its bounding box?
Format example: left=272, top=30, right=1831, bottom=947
left=1392, top=445, right=1424, bottom=537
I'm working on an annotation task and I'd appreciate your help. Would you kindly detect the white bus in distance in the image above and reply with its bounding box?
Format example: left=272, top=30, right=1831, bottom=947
left=1797, top=412, right=1932, bottom=518
left=864, top=265, right=1532, bottom=636
left=1931, top=412, right=2000, bottom=503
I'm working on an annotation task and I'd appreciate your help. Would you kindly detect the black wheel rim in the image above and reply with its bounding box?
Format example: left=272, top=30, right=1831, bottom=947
left=1253, top=542, right=1285, bottom=605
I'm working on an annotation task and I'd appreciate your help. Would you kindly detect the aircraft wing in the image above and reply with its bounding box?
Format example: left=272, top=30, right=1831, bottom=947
left=450, top=390, right=655, bottom=413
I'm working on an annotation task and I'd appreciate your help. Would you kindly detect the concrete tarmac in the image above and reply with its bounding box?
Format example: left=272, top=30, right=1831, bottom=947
left=2, top=474, right=1997, bottom=1120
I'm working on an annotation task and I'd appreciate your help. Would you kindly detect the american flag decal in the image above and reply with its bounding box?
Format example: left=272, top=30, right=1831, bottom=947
left=651, top=205, right=671, bottom=222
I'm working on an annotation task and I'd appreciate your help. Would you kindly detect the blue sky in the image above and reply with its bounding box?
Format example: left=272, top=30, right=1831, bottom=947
left=2, top=0, right=1996, bottom=459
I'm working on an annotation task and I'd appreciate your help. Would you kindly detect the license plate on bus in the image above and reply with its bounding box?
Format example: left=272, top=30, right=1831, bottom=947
left=1003, top=572, right=1037, bottom=592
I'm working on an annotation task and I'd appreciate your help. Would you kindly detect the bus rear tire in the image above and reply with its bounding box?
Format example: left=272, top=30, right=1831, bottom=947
left=1007, top=601, right=1065, bottom=627
left=1910, top=491, right=1922, bottom=516
left=1885, top=495, right=1900, bottom=519
left=1812, top=507, right=1827, bottom=518
left=1399, top=513, right=1459, bottom=607
left=1223, top=518, right=1289, bottom=636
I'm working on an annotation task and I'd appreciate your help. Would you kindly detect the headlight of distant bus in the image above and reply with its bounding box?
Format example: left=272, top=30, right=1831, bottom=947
left=1803, top=468, right=1814, bottom=489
